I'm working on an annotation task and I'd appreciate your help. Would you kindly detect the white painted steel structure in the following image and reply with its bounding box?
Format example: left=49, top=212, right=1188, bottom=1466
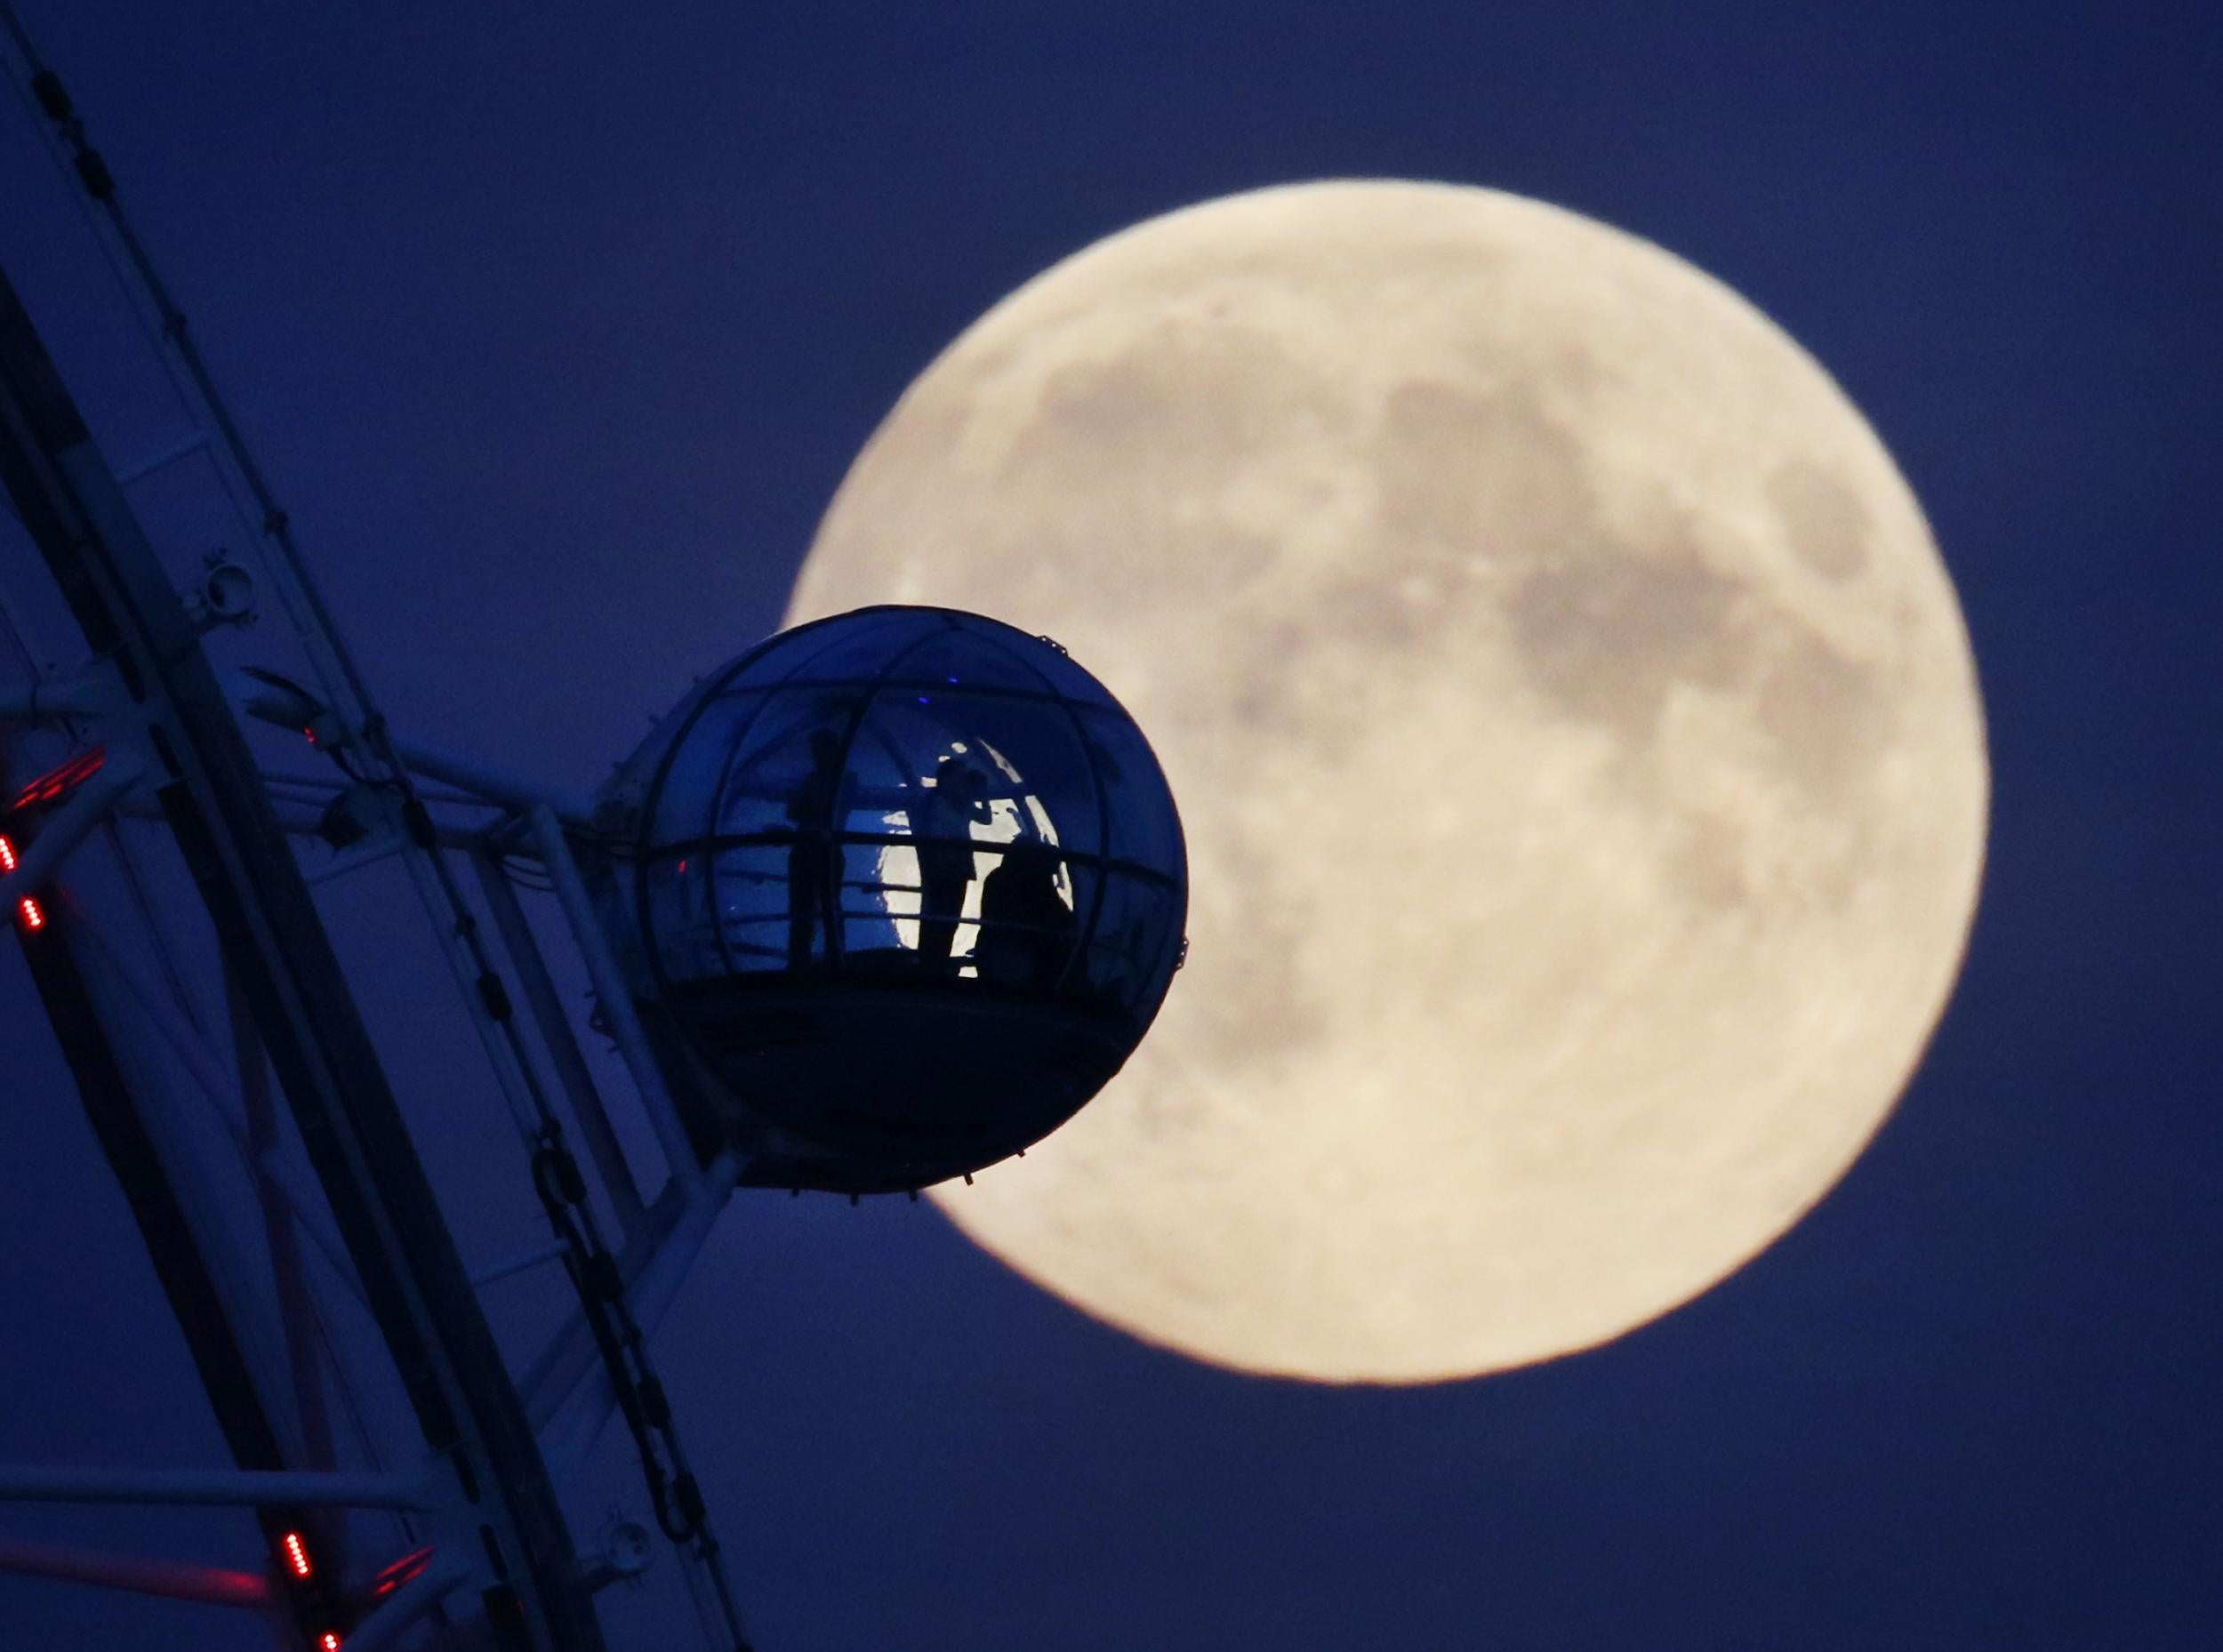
left=0, top=12, right=755, bottom=1648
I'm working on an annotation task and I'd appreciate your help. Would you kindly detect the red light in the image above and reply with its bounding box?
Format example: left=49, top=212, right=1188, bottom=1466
left=319, top=1634, right=341, bottom=1652
left=0, top=835, right=15, bottom=872
left=371, top=1544, right=435, bottom=1598
left=302, top=727, right=317, bottom=745
left=17, top=896, right=44, bottom=932
left=7, top=745, right=105, bottom=813
left=281, top=1530, right=313, bottom=1579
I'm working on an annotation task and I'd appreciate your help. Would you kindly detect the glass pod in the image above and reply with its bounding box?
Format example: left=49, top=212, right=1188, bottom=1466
left=609, top=605, right=1187, bottom=1191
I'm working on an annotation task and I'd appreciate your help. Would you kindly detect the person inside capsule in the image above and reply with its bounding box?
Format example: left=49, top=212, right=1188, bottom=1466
left=913, top=754, right=991, bottom=974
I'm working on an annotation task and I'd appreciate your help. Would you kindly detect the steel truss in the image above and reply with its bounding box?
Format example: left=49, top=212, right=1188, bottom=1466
left=0, top=12, right=753, bottom=1650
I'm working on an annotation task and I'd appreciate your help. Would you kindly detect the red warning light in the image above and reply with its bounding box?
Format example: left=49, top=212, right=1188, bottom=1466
left=371, top=1544, right=435, bottom=1598
left=7, top=745, right=105, bottom=813
left=318, top=1634, right=341, bottom=1652
left=5, top=839, right=45, bottom=932
left=281, top=1530, right=313, bottom=1579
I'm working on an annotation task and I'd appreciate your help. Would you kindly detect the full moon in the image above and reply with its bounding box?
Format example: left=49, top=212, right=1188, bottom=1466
left=790, top=181, right=1987, bottom=1383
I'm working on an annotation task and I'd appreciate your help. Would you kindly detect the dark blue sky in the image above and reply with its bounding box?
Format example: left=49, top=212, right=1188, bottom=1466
left=2, top=2, right=2218, bottom=1648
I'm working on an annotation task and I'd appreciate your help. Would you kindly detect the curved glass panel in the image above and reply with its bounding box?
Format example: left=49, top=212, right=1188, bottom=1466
left=861, top=629, right=1063, bottom=697
left=1069, top=703, right=1183, bottom=878
left=758, top=606, right=941, bottom=689
left=643, top=686, right=768, bottom=846
left=621, top=605, right=1187, bottom=1186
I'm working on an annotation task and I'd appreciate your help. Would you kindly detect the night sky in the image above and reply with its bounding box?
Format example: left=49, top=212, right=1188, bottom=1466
left=2, top=3, right=2218, bottom=1648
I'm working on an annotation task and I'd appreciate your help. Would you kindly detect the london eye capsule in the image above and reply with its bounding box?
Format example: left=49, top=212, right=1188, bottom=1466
left=591, top=606, right=1188, bottom=1193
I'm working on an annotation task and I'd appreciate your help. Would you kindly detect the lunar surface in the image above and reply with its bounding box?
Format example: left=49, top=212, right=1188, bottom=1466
left=790, top=181, right=1988, bottom=1383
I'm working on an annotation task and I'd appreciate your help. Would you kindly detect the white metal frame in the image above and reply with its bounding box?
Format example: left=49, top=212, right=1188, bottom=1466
left=0, top=11, right=758, bottom=1648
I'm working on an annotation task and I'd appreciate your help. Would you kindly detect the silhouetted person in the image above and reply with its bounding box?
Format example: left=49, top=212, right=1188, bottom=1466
left=976, top=840, right=1078, bottom=988
left=915, top=757, right=990, bottom=972
left=783, top=729, right=852, bottom=969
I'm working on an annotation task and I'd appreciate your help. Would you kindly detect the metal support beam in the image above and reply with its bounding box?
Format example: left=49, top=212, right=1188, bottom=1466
left=0, top=1466, right=434, bottom=1510
left=68, top=910, right=366, bottom=1310
left=0, top=248, right=600, bottom=1647
left=471, top=846, right=646, bottom=1231
left=57, top=916, right=328, bottom=1473
left=337, top=1552, right=475, bottom=1652
left=0, top=666, right=102, bottom=720
left=469, top=1237, right=571, bottom=1290
left=389, top=734, right=598, bottom=828
left=232, top=966, right=337, bottom=1474
left=0, top=1535, right=269, bottom=1609
left=526, top=804, right=696, bottom=1184
left=519, top=1177, right=686, bottom=1423
left=302, top=837, right=404, bottom=886
left=110, top=428, right=211, bottom=487
left=259, top=767, right=490, bottom=811
left=9, top=910, right=304, bottom=1542
left=544, top=1153, right=740, bottom=1476
left=0, top=749, right=140, bottom=905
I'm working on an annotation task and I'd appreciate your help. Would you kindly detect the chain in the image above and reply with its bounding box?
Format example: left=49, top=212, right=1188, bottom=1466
left=530, top=1133, right=753, bottom=1649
